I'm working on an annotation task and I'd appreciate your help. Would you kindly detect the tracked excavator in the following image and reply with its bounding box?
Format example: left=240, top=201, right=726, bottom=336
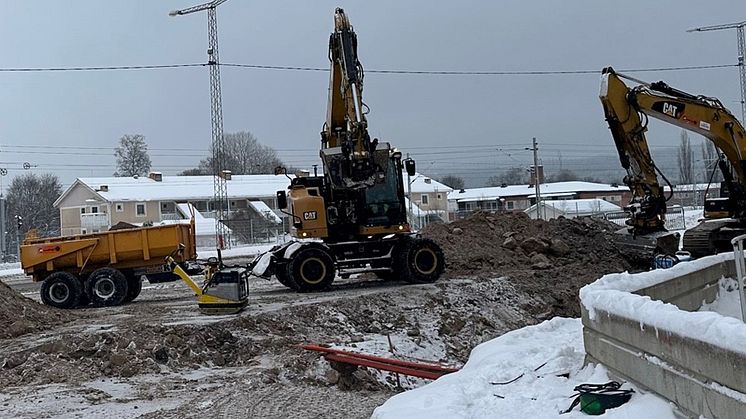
left=249, top=8, right=445, bottom=291
left=600, top=67, right=746, bottom=259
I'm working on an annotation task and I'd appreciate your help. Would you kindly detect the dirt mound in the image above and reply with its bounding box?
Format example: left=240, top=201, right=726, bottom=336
left=0, top=281, right=72, bottom=339
left=422, top=211, right=644, bottom=317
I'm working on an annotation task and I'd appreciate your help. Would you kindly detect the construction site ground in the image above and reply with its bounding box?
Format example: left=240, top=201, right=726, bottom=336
left=0, top=213, right=647, bottom=418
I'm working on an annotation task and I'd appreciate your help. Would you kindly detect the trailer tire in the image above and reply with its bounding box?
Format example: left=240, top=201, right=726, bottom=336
left=287, top=247, right=335, bottom=292
left=40, top=272, right=83, bottom=309
left=395, top=237, right=445, bottom=284
left=87, top=268, right=129, bottom=307
left=123, top=275, right=143, bottom=303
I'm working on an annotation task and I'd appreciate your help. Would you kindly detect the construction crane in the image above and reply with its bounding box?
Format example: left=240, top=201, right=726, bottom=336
left=688, top=20, right=746, bottom=125
left=170, top=0, right=231, bottom=249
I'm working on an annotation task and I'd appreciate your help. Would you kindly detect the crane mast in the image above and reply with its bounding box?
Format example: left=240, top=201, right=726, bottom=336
left=688, top=20, right=746, bottom=125
left=170, top=0, right=231, bottom=249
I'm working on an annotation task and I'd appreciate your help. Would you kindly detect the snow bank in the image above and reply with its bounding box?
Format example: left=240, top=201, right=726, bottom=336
left=372, top=318, right=675, bottom=419
left=0, top=262, right=22, bottom=278
left=580, top=253, right=746, bottom=356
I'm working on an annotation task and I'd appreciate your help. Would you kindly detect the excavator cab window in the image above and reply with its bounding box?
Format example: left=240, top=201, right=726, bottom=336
left=365, top=162, right=403, bottom=226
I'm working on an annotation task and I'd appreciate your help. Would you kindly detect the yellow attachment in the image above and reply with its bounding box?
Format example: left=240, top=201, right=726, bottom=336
left=167, top=256, right=203, bottom=296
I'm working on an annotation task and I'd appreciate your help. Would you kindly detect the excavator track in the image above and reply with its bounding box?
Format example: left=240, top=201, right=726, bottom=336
left=682, top=219, right=746, bottom=258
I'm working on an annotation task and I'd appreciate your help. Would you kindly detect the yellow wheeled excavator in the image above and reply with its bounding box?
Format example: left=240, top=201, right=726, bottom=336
left=600, top=67, right=746, bottom=259
left=250, top=8, right=445, bottom=291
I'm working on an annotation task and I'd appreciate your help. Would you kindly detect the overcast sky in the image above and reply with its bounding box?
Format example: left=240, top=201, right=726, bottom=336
left=0, top=0, right=743, bottom=190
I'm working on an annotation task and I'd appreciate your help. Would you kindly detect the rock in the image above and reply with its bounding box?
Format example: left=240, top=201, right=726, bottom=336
left=452, top=227, right=463, bottom=235
left=109, top=353, right=128, bottom=367
left=531, top=253, right=551, bottom=269
left=3, top=353, right=28, bottom=369
left=38, top=341, right=65, bottom=354
left=503, top=231, right=516, bottom=238
left=550, top=238, right=571, bottom=255
left=406, top=327, right=420, bottom=337
left=120, top=364, right=138, bottom=378
left=212, top=352, right=226, bottom=367
left=521, top=237, right=549, bottom=254
left=7, top=320, right=34, bottom=338
left=502, top=236, right=518, bottom=249
left=325, top=368, right=340, bottom=385
left=153, top=347, right=169, bottom=364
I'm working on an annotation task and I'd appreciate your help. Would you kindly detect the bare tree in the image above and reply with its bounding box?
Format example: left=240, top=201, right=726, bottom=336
left=439, top=175, right=465, bottom=190
left=5, top=173, right=62, bottom=247
left=701, top=140, right=722, bottom=183
left=546, top=169, right=579, bottom=182
left=114, top=134, right=152, bottom=177
left=486, top=167, right=526, bottom=186
left=185, top=131, right=284, bottom=175
left=677, top=130, right=694, bottom=184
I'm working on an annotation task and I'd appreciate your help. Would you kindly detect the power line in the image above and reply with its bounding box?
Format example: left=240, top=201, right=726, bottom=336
left=0, top=63, right=206, bottom=72
left=0, top=62, right=737, bottom=75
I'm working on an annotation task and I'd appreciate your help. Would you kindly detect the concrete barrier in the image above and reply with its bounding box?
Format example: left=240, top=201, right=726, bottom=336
left=580, top=254, right=746, bottom=419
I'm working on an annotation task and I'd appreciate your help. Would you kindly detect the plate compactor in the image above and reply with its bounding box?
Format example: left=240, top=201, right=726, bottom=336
left=167, top=252, right=248, bottom=315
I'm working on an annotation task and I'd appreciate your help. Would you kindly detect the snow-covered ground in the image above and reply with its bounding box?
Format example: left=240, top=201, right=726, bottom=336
left=0, top=262, right=22, bottom=278
left=372, top=318, right=676, bottom=419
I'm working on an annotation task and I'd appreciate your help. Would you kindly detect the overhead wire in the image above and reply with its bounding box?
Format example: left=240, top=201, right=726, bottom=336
left=0, top=62, right=736, bottom=75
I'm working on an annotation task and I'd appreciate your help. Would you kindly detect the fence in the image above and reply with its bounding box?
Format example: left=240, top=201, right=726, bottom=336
left=222, top=215, right=288, bottom=247
left=602, top=206, right=687, bottom=230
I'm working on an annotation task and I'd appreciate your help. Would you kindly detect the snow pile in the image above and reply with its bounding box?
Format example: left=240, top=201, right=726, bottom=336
left=372, top=318, right=675, bottom=419
left=580, top=253, right=746, bottom=356
left=700, top=277, right=743, bottom=320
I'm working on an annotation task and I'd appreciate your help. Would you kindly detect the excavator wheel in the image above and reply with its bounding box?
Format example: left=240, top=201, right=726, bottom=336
left=287, top=247, right=336, bottom=292
left=40, top=271, right=83, bottom=309
left=275, top=263, right=298, bottom=291
left=86, top=267, right=129, bottom=307
left=122, top=274, right=143, bottom=304
left=394, top=237, right=445, bottom=284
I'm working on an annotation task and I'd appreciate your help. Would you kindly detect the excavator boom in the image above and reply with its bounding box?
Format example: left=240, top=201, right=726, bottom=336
left=321, top=8, right=384, bottom=189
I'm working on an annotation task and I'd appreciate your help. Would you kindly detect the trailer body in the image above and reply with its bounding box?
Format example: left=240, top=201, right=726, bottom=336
left=20, top=223, right=196, bottom=308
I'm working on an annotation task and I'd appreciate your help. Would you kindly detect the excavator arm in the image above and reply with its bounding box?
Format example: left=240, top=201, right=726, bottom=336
left=600, top=67, right=746, bottom=234
left=321, top=8, right=384, bottom=189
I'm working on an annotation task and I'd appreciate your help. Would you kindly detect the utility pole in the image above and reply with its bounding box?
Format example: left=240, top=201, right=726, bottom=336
left=0, top=195, right=5, bottom=262
left=529, top=138, right=543, bottom=219
left=170, top=0, right=231, bottom=249
left=406, top=153, right=413, bottom=223
left=688, top=20, right=746, bottom=125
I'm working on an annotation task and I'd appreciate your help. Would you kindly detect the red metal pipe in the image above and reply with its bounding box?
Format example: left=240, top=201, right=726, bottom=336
left=324, top=353, right=447, bottom=380
left=300, top=344, right=460, bottom=373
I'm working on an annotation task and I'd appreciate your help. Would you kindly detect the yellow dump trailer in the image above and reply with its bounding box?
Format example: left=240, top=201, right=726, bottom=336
left=20, top=223, right=196, bottom=309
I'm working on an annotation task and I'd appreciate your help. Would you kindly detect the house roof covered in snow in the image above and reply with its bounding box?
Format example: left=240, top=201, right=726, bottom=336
left=55, top=174, right=294, bottom=207
left=406, top=172, right=453, bottom=194
left=526, top=198, right=621, bottom=215
left=450, top=181, right=629, bottom=203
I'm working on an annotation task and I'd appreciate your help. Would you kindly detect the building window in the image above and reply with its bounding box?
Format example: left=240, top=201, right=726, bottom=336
left=116, top=203, right=124, bottom=212
left=80, top=207, right=86, bottom=214
left=507, top=201, right=515, bottom=210
left=437, top=194, right=442, bottom=200
left=136, top=203, right=146, bottom=217
left=421, top=194, right=429, bottom=205
left=81, top=228, right=87, bottom=234
left=91, top=206, right=98, bottom=214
